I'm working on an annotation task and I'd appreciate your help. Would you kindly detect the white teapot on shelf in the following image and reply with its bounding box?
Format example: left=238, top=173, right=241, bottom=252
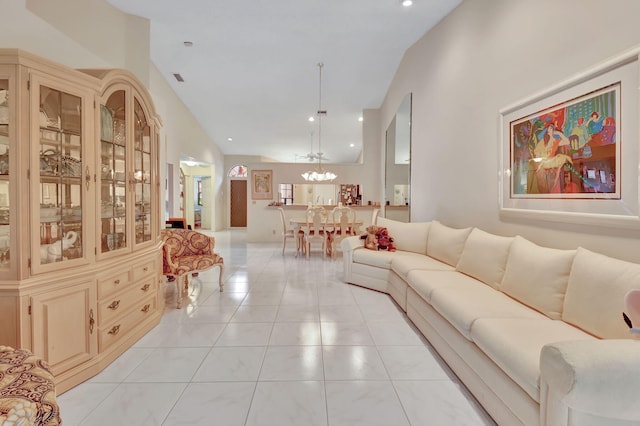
left=40, top=231, right=77, bottom=264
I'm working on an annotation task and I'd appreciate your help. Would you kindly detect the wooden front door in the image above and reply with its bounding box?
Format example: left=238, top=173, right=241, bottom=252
left=230, top=180, right=247, bottom=227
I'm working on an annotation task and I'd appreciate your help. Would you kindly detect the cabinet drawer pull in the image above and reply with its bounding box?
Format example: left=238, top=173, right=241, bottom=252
left=143, top=267, right=149, bottom=272
left=89, top=309, right=95, bottom=334
left=140, top=283, right=150, bottom=292
left=108, top=324, right=121, bottom=335
left=114, top=279, right=121, bottom=285
left=141, top=304, right=151, bottom=313
left=107, top=300, right=120, bottom=310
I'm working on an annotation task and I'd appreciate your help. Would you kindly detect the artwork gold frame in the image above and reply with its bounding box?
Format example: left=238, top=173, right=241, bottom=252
left=499, top=47, right=640, bottom=229
left=251, top=169, right=273, bottom=200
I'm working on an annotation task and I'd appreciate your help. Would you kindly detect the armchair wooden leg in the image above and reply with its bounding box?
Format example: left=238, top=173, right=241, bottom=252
left=176, top=275, right=186, bottom=309
left=218, top=264, right=224, bottom=292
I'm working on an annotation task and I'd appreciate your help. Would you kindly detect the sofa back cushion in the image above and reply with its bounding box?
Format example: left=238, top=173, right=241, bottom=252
left=425, top=221, right=473, bottom=267
left=563, top=247, right=640, bottom=339
left=456, top=229, right=514, bottom=290
left=376, top=217, right=430, bottom=255
left=500, top=236, right=575, bottom=320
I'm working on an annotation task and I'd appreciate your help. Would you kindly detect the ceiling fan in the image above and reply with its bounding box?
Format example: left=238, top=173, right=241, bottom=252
left=297, top=131, right=329, bottom=162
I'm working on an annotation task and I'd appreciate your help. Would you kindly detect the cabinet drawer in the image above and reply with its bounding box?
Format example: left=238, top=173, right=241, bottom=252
left=133, top=260, right=156, bottom=281
left=97, top=271, right=131, bottom=299
left=98, top=295, right=157, bottom=352
left=98, top=278, right=157, bottom=324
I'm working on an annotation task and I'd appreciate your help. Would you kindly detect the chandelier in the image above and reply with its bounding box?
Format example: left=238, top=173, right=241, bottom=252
left=302, top=62, right=337, bottom=182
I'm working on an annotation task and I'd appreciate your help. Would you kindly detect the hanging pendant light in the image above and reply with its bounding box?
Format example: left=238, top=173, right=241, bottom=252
left=302, top=62, right=337, bottom=182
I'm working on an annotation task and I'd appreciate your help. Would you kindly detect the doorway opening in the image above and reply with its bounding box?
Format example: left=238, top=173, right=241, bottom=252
left=228, top=164, right=248, bottom=228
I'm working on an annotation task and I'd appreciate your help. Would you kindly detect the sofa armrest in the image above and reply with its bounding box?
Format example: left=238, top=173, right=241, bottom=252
left=340, top=236, right=363, bottom=283
left=341, top=235, right=364, bottom=252
left=540, top=339, right=640, bottom=421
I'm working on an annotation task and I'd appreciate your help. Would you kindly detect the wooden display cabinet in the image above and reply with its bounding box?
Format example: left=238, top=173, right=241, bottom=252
left=0, top=49, right=163, bottom=393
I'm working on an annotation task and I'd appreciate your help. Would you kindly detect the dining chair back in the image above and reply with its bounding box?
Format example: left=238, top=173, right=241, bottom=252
left=303, top=206, right=327, bottom=258
left=371, top=207, right=380, bottom=226
left=278, top=207, right=304, bottom=256
left=329, top=205, right=356, bottom=259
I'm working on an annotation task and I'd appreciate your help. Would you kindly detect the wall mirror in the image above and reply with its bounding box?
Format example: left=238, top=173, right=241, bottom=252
left=384, top=93, right=411, bottom=222
left=279, top=183, right=337, bottom=205
left=279, top=183, right=362, bottom=206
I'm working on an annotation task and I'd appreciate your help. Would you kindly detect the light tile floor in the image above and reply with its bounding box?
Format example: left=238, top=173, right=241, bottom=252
left=57, top=229, right=495, bottom=425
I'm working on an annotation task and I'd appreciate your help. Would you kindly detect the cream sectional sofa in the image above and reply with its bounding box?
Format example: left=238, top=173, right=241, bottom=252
left=341, top=218, right=640, bottom=426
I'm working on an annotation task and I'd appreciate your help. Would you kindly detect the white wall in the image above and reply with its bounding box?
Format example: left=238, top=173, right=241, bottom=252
left=149, top=64, right=225, bottom=231
left=1, top=0, right=110, bottom=68
left=381, top=0, right=640, bottom=262
left=26, top=0, right=150, bottom=84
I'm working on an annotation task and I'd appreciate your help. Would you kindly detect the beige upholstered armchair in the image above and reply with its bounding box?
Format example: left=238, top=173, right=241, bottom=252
left=161, top=229, right=224, bottom=308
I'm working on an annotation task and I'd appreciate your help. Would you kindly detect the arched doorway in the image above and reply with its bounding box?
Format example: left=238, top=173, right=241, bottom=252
left=228, top=164, right=247, bottom=227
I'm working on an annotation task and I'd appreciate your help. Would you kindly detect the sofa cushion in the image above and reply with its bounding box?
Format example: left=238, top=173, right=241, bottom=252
left=426, top=221, right=473, bottom=267
left=471, top=318, right=595, bottom=402
left=563, top=247, right=640, bottom=339
left=500, top=236, right=575, bottom=320
left=430, top=284, right=549, bottom=340
left=456, top=228, right=514, bottom=290
left=376, top=217, right=430, bottom=255
left=390, top=252, right=454, bottom=280
left=407, top=270, right=483, bottom=303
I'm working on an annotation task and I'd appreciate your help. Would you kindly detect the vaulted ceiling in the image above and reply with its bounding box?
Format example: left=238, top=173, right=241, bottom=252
left=105, top=0, right=461, bottom=163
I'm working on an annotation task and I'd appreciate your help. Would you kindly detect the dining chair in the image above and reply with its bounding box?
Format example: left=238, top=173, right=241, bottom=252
left=303, top=205, right=327, bottom=258
left=371, top=207, right=380, bottom=226
left=328, top=205, right=357, bottom=259
left=278, top=207, right=304, bottom=256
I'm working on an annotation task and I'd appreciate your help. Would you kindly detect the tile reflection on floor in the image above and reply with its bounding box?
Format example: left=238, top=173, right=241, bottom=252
left=57, top=229, right=495, bottom=426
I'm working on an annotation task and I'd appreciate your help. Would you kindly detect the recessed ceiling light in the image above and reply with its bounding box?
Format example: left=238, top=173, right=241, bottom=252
left=358, top=116, right=363, bottom=122
left=401, top=0, right=413, bottom=6
left=349, top=143, right=355, bottom=148
left=308, top=116, right=315, bottom=122
left=183, top=41, right=194, bottom=47
left=227, top=137, right=233, bottom=142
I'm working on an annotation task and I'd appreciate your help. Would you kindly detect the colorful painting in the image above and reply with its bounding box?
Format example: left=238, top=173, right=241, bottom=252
left=510, top=83, right=620, bottom=199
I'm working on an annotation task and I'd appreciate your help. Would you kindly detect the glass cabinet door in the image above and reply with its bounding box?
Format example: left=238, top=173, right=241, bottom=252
left=0, top=78, right=9, bottom=270
left=35, top=81, right=86, bottom=269
left=133, top=98, right=152, bottom=245
left=99, top=90, right=127, bottom=254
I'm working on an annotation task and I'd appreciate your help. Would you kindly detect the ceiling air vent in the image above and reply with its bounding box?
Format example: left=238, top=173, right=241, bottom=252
left=173, top=73, right=184, bottom=82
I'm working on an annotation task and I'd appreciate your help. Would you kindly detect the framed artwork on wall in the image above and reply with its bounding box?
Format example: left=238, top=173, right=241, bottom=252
left=251, top=169, right=273, bottom=200
left=499, top=47, right=640, bottom=229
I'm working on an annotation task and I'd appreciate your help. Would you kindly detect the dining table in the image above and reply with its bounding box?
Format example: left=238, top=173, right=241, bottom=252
left=289, top=217, right=363, bottom=257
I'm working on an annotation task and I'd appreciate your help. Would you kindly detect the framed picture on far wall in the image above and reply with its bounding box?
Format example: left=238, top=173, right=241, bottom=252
left=499, top=47, right=640, bottom=228
left=251, top=169, right=273, bottom=200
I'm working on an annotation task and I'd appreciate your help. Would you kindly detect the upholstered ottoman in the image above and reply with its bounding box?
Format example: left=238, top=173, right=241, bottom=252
left=0, top=346, right=61, bottom=425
